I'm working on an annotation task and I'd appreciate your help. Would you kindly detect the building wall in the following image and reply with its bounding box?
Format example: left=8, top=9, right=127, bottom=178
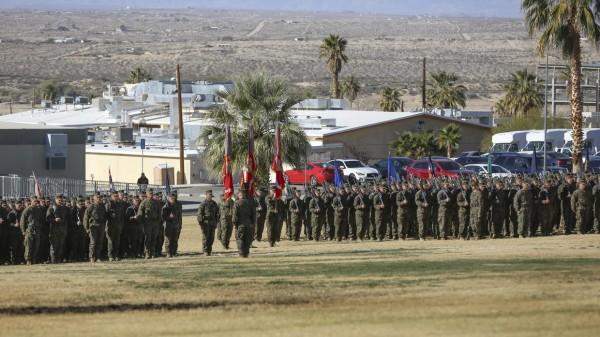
left=0, top=128, right=86, bottom=179
left=322, top=116, right=491, bottom=161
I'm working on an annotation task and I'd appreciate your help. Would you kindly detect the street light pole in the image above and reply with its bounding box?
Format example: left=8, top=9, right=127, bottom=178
left=543, top=53, right=549, bottom=173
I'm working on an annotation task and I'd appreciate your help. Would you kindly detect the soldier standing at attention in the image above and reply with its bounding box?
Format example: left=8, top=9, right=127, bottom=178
left=558, top=174, right=576, bottom=234
left=514, top=180, right=533, bottom=238
left=322, top=185, right=335, bottom=240
left=332, top=189, right=345, bottom=242
left=197, top=190, right=219, bottom=256
left=373, top=183, right=387, bottom=241
left=232, top=187, right=256, bottom=258
left=162, top=193, right=181, bottom=258
left=396, top=182, right=411, bottom=240
left=265, top=186, right=280, bottom=247
left=539, top=180, right=554, bottom=236
left=124, top=197, right=141, bottom=258
left=436, top=181, right=452, bottom=240
left=21, top=197, right=44, bottom=265
left=46, top=194, right=71, bottom=263
left=137, top=189, right=162, bottom=259
left=415, top=182, right=431, bottom=241
left=254, top=188, right=267, bottom=241
left=592, top=178, right=600, bottom=234
left=310, top=188, right=324, bottom=241
left=106, top=192, right=125, bottom=261
left=456, top=180, right=470, bottom=239
left=571, top=180, right=590, bottom=235
left=218, top=193, right=234, bottom=250
left=289, top=189, right=304, bottom=241
left=469, top=181, right=484, bottom=239
left=490, top=180, right=508, bottom=239
left=83, top=193, right=108, bottom=263
left=354, top=186, right=368, bottom=240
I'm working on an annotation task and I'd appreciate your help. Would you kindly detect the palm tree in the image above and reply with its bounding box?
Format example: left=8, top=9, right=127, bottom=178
left=201, top=73, right=310, bottom=185
left=127, top=67, right=152, bottom=84
left=414, top=131, right=439, bottom=158
left=500, top=69, right=543, bottom=117
left=426, top=71, right=467, bottom=111
left=522, top=0, right=600, bottom=173
left=391, top=132, right=417, bottom=157
left=437, top=124, right=462, bottom=157
left=341, top=76, right=360, bottom=107
left=319, top=34, right=348, bottom=99
left=379, top=87, right=404, bottom=112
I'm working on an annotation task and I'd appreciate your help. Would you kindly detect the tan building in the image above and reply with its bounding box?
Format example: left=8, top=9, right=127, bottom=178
left=86, top=145, right=210, bottom=184
left=318, top=112, right=491, bottom=161
left=0, top=122, right=86, bottom=179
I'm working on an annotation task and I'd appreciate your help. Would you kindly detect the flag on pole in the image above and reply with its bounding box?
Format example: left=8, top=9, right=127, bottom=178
left=108, top=167, right=115, bottom=192
left=242, top=123, right=257, bottom=196
left=222, top=125, right=234, bottom=200
left=387, top=155, right=399, bottom=184
left=428, top=156, right=436, bottom=178
left=271, top=124, right=285, bottom=198
left=333, top=164, right=344, bottom=188
left=32, top=171, right=42, bottom=198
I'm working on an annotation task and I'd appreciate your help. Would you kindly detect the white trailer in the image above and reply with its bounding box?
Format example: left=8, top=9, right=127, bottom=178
left=522, top=129, right=568, bottom=152
left=490, top=131, right=529, bottom=152
left=559, top=129, right=600, bottom=156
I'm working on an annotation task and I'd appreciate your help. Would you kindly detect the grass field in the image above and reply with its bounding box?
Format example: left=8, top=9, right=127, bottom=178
left=1, top=216, right=599, bottom=337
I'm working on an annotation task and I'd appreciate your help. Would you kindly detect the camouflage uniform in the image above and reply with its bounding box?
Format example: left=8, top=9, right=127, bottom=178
left=197, top=198, right=219, bottom=255
left=232, top=192, right=256, bottom=257
left=137, top=197, right=162, bottom=258
left=46, top=202, right=71, bottom=263
left=218, top=198, right=234, bottom=249
left=20, top=203, right=44, bottom=264
left=83, top=201, right=108, bottom=262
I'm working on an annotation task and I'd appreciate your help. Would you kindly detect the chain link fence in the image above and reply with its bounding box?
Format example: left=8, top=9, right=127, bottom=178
left=0, top=175, right=167, bottom=199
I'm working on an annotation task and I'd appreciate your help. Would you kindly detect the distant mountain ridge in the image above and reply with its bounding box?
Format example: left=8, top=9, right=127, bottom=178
left=0, top=0, right=523, bottom=18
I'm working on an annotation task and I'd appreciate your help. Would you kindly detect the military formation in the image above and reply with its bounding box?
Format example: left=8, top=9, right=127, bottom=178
left=0, top=189, right=182, bottom=265
left=2, top=172, right=600, bottom=265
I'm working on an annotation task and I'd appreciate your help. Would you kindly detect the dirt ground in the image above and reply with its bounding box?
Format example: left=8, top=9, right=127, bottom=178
left=0, top=216, right=599, bottom=337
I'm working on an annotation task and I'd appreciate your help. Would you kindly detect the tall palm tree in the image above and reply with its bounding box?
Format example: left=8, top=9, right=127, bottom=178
left=426, top=71, right=467, bottom=111
left=201, top=73, right=310, bottom=185
left=414, top=131, right=439, bottom=158
left=319, top=34, right=348, bottom=99
left=379, top=87, right=404, bottom=112
left=500, top=69, right=543, bottom=117
left=437, top=124, right=462, bottom=157
left=341, top=76, right=361, bottom=107
left=522, top=0, right=600, bottom=173
left=127, top=67, right=152, bottom=84
left=391, top=132, right=417, bottom=157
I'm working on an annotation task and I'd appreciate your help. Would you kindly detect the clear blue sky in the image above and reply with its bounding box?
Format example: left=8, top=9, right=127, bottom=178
left=1, top=1, right=524, bottom=18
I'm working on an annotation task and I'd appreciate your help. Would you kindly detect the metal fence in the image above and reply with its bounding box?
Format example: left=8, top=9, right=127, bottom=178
left=0, top=175, right=167, bottom=199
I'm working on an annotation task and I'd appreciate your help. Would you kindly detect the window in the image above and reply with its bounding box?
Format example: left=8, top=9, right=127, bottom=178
left=514, top=157, right=529, bottom=170
left=468, top=166, right=482, bottom=173
left=344, top=160, right=364, bottom=168
left=491, top=166, right=507, bottom=173
left=414, top=162, right=428, bottom=169
left=437, top=161, right=461, bottom=170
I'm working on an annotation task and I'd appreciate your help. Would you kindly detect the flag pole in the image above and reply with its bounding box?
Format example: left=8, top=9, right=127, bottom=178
left=176, top=64, right=186, bottom=185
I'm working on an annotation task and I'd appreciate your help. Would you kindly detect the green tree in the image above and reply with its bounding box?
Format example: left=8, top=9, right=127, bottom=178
left=497, top=69, right=543, bottom=117
left=390, top=130, right=441, bottom=158
left=522, top=0, right=600, bottom=173
left=341, top=76, right=360, bottom=107
left=437, top=123, right=462, bottom=157
left=426, top=71, right=467, bottom=111
left=127, top=67, right=152, bottom=84
left=319, top=34, right=348, bottom=99
left=38, top=80, right=59, bottom=101
left=379, top=87, right=404, bottom=112
left=201, top=73, right=310, bottom=185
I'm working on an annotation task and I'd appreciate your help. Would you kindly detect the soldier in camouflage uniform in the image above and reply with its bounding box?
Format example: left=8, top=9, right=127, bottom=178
left=254, top=188, right=267, bottom=241
left=558, top=174, right=576, bottom=234
left=436, top=181, right=452, bottom=240
left=232, top=187, right=256, bottom=257
left=571, top=180, right=590, bottom=235
left=265, top=186, right=280, bottom=247
left=539, top=180, right=554, bottom=236
left=396, top=182, right=411, bottom=240
left=373, top=184, right=387, bottom=241
left=218, top=193, right=234, bottom=249
left=323, top=185, right=335, bottom=240
left=593, top=178, right=600, bottom=234
left=289, top=189, right=304, bottom=241
left=332, top=190, right=345, bottom=242
left=415, top=182, right=431, bottom=241
left=490, top=180, right=508, bottom=238
left=302, top=189, right=312, bottom=240
left=456, top=180, right=470, bottom=239
left=20, top=197, right=44, bottom=264
left=310, top=189, right=325, bottom=241
left=469, top=181, right=484, bottom=239
left=105, top=192, right=126, bottom=261
left=83, top=193, right=108, bottom=263
left=162, top=193, right=182, bottom=257
left=514, top=180, right=533, bottom=238
left=137, top=189, right=162, bottom=259
left=46, top=194, right=71, bottom=263
left=353, top=186, right=368, bottom=240
left=197, top=190, right=219, bottom=256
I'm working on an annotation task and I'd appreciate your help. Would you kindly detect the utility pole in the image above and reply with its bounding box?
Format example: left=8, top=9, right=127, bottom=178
left=31, top=88, right=35, bottom=110
left=421, top=57, right=427, bottom=111
left=176, top=64, right=186, bottom=185
left=543, top=54, right=549, bottom=173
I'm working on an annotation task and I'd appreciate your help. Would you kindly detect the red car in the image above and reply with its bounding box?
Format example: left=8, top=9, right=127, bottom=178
left=406, top=159, right=468, bottom=179
left=284, top=162, right=334, bottom=186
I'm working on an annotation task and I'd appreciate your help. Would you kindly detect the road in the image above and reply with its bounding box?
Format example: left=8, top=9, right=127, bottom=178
left=246, top=20, right=267, bottom=37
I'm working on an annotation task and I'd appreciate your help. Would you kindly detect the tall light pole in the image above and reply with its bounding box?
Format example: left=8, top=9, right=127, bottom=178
left=176, top=64, right=186, bottom=185
left=543, top=53, right=549, bottom=173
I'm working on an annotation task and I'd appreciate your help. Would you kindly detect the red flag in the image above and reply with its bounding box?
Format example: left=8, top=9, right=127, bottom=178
left=32, top=171, right=42, bottom=198
left=242, top=123, right=257, bottom=196
left=271, top=124, right=285, bottom=198
left=222, top=125, right=234, bottom=200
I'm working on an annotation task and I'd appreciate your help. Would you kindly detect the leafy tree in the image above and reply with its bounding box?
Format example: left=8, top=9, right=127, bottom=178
left=341, top=76, right=360, bottom=107
left=379, top=87, right=404, bottom=112
left=496, top=69, right=543, bottom=117
left=127, top=67, right=152, bottom=84
left=426, top=71, right=467, bottom=110
left=437, top=123, right=462, bottom=157
left=319, top=34, right=348, bottom=99
left=522, top=0, right=600, bottom=173
left=390, top=130, right=444, bottom=158
left=37, top=80, right=77, bottom=101
left=201, top=73, right=310, bottom=186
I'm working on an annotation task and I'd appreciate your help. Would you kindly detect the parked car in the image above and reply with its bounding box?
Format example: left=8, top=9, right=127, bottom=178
left=490, top=152, right=558, bottom=174
left=371, top=157, right=414, bottom=180
left=326, top=159, right=380, bottom=184
left=454, top=155, right=488, bottom=166
left=587, top=156, right=600, bottom=173
left=406, top=159, right=468, bottom=179
left=544, top=151, right=572, bottom=169
left=457, top=151, right=483, bottom=157
left=284, top=162, right=334, bottom=186
left=463, top=164, right=512, bottom=178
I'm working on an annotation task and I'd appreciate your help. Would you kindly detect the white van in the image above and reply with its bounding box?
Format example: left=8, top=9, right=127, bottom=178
left=490, top=131, right=529, bottom=152
left=558, top=129, right=600, bottom=156
left=521, top=129, right=568, bottom=152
